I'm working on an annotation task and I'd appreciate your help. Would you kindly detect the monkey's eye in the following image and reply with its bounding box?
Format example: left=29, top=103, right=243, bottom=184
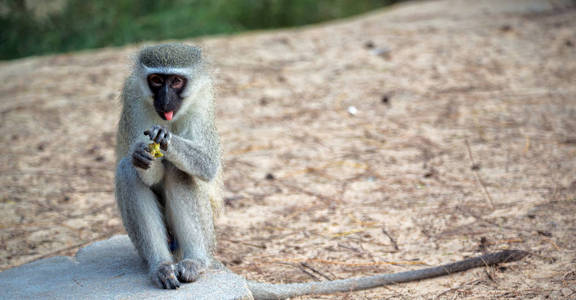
left=148, top=74, right=164, bottom=87
left=171, top=76, right=185, bottom=89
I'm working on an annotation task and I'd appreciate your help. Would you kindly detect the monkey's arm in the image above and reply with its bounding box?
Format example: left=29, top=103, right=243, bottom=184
left=165, top=134, right=218, bottom=181
left=145, top=125, right=219, bottom=182
left=246, top=250, right=528, bottom=300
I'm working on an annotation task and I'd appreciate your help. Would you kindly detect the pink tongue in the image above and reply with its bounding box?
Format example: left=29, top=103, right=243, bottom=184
left=164, top=111, right=174, bottom=121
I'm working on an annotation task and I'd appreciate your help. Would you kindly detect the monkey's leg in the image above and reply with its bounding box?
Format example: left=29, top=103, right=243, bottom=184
left=164, top=165, right=214, bottom=283
left=115, top=158, right=180, bottom=289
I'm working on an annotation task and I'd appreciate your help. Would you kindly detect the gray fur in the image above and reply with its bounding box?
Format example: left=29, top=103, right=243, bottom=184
left=247, top=250, right=528, bottom=299
left=138, top=43, right=202, bottom=68
left=115, top=43, right=223, bottom=289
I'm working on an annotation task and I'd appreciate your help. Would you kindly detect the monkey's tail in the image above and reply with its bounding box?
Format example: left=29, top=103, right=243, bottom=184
left=246, top=250, right=528, bottom=300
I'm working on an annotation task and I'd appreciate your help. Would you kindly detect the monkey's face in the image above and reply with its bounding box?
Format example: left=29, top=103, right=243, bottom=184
left=147, top=74, right=187, bottom=121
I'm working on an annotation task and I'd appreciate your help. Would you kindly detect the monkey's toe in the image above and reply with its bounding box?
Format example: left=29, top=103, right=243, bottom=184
left=162, top=276, right=181, bottom=289
left=154, top=262, right=181, bottom=289
left=177, top=258, right=208, bottom=283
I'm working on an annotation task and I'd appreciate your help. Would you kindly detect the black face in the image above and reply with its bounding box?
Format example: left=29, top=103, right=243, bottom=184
left=147, top=74, right=187, bottom=121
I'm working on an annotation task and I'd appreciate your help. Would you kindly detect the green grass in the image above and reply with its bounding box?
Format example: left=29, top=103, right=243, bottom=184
left=0, top=0, right=398, bottom=61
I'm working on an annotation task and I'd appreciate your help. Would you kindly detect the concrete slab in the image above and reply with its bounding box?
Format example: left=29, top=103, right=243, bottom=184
left=0, top=235, right=253, bottom=300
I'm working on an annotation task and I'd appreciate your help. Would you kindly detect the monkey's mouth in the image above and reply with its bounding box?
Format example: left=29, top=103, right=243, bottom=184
left=155, top=108, right=178, bottom=121
left=155, top=108, right=177, bottom=121
left=153, top=94, right=182, bottom=121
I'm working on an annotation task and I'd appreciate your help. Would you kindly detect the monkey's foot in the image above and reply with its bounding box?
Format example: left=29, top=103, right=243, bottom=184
left=177, top=258, right=208, bottom=283
left=153, top=262, right=181, bottom=289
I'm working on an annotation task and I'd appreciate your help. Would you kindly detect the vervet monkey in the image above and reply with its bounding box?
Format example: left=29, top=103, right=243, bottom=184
left=116, top=43, right=222, bottom=289
left=115, top=43, right=528, bottom=297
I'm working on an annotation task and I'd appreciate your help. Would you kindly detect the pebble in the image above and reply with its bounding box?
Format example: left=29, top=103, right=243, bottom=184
left=347, top=106, right=358, bottom=116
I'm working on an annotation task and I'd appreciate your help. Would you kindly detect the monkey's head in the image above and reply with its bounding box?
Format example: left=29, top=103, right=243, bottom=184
left=135, top=43, right=208, bottom=121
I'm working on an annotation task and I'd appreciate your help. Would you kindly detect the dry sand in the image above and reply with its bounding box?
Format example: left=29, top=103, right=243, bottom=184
left=1, top=0, right=575, bottom=298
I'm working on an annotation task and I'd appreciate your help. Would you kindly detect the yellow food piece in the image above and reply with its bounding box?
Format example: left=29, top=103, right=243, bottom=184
left=148, top=142, right=164, bottom=158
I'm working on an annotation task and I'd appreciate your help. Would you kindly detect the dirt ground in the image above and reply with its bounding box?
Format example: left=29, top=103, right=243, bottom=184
left=1, top=0, right=575, bottom=298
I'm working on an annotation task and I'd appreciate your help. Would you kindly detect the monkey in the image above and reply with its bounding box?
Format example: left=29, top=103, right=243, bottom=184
left=115, top=43, right=528, bottom=297
left=115, top=43, right=223, bottom=289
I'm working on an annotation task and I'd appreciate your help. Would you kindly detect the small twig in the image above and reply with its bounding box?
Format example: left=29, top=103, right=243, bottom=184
left=298, top=266, right=321, bottom=281
left=338, top=243, right=361, bottom=253
left=345, top=236, right=399, bottom=250
left=14, top=233, right=115, bottom=267
left=465, top=140, right=495, bottom=208
left=382, top=227, right=400, bottom=251
left=70, top=189, right=114, bottom=194
left=220, top=238, right=267, bottom=249
left=300, top=262, right=334, bottom=281
left=457, top=206, right=531, bottom=233
left=278, top=180, right=339, bottom=205
left=259, top=257, right=426, bottom=267
left=329, top=228, right=365, bottom=238
left=544, top=238, right=561, bottom=251
left=451, top=292, right=459, bottom=300
left=282, top=203, right=325, bottom=220
left=485, top=238, right=523, bottom=245
left=271, top=262, right=321, bottom=281
left=434, top=279, right=481, bottom=299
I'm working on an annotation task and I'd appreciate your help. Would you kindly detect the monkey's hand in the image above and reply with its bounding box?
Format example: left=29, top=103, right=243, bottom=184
left=131, top=142, right=155, bottom=170
left=144, top=125, right=171, bottom=151
left=144, top=124, right=218, bottom=182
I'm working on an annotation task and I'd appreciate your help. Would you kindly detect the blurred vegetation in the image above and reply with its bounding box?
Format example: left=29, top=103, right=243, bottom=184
left=0, top=0, right=399, bottom=60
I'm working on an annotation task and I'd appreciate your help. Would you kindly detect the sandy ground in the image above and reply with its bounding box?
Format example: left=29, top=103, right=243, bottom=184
left=1, top=0, right=575, bottom=298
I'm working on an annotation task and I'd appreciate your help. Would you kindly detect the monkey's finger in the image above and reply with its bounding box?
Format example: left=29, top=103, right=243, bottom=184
left=137, top=147, right=155, bottom=160
left=159, top=132, right=171, bottom=150
left=132, top=150, right=149, bottom=161
left=156, top=129, right=171, bottom=145
left=144, top=127, right=160, bottom=141
left=133, top=160, right=150, bottom=170
left=150, top=127, right=163, bottom=142
left=132, top=158, right=150, bottom=170
left=139, top=143, right=154, bottom=154
left=154, top=130, right=165, bottom=143
left=158, top=273, right=181, bottom=289
left=160, top=138, right=169, bottom=151
left=134, top=152, right=154, bottom=164
left=167, top=277, right=181, bottom=289
left=132, top=153, right=153, bottom=169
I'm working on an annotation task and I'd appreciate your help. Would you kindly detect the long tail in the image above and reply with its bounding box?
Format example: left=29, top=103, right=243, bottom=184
left=247, top=250, right=528, bottom=300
